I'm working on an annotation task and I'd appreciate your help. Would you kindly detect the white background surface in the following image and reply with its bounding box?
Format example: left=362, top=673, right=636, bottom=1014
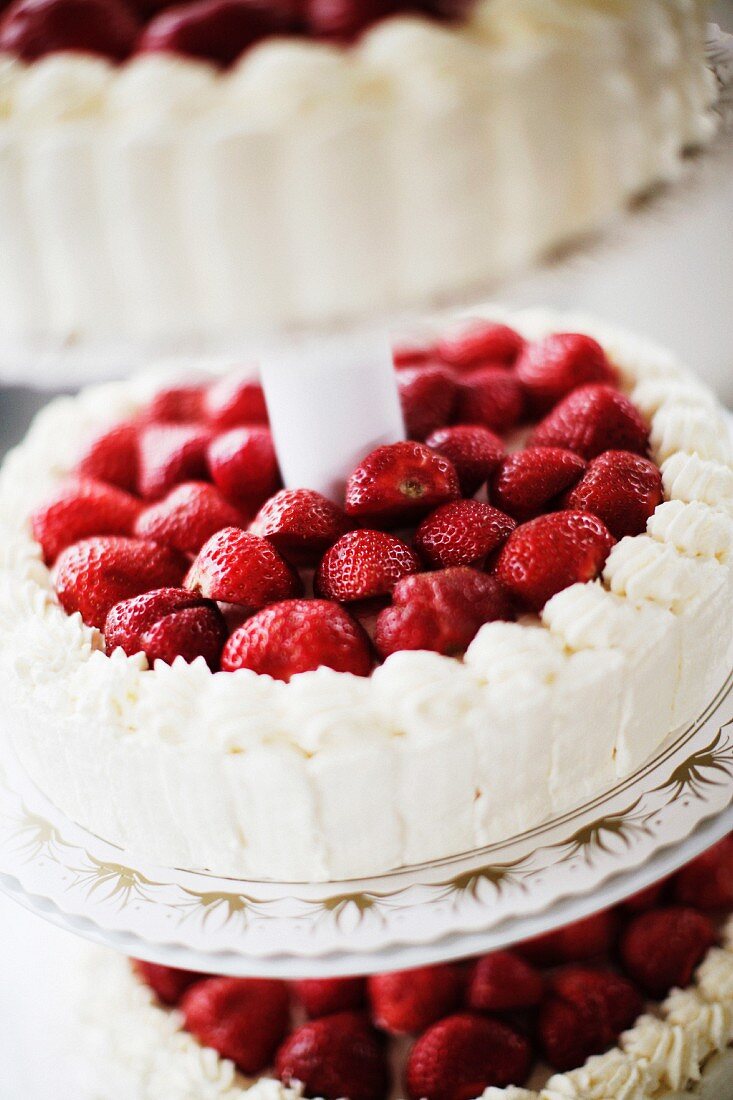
left=0, top=894, right=89, bottom=1097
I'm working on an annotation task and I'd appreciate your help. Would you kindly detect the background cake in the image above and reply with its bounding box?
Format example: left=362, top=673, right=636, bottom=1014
left=0, top=0, right=718, bottom=360
left=1, top=308, right=731, bottom=882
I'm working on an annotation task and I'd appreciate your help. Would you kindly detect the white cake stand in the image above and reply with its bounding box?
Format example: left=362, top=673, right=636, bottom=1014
left=0, top=666, right=731, bottom=978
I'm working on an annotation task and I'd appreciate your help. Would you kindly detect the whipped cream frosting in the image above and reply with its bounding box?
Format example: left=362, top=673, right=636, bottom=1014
left=72, top=914, right=733, bottom=1100
left=0, top=0, right=717, bottom=346
left=0, top=308, right=731, bottom=883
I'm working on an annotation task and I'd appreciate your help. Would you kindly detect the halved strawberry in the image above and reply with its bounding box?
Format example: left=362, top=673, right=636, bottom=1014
left=405, top=1013, right=532, bottom=1100
left=375, top=568, right=512, bottom=658
left=135, top=481, right=246, bottom=556
left=490, top=447, right=586, bottom=522
left=250, top=488, right=351, bottom=567
left=495, top=510, right=615, bottom=612
left=529, top=384, right=649, bottom=460
left=208, top=426, right=280, bottom=507
left=466, top=951, right=544, bottom=1013
left=315, top=529, right=420, bottom=603
left=276, top=1013, right=390, bottom=1100
left=32, top=478, right=142, bottom=565
left=105, top=587, right=227, bottom=669
left=185, top=527, right=300, bottom=610
left=564, top=450, right=663, bottom=539
left=76, top=420, right=139, bottom=493
left=455, top=367, right=525, bottom=434
left=53, top=536, right=186, bottom=628
left=221, top=599, right=373, bottom=681
left=203, top=373, right=268, bottom=428
left=345, top=442, right=460, bottom=526
left=415, top=500, right=515, bottom=569
left=368, top=965, right=463, bottom=1035
left=437, top=320, right=524, bottom=369
left=515, top=332, right=616, bottom=416
left=398, top=365, right=457, bottom=441
left=425, top=424, right=505, bottom=497
left=137, top=423, right=212, bottom=500
left=182, top=977, right=290, bottom=1075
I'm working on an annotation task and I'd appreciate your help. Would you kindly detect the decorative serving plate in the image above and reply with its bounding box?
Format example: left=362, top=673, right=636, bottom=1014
left=0, top=669, right=731, bottom=978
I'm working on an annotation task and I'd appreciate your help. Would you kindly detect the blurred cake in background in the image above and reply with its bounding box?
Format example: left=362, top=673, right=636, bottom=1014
left=0, top=0, right=720, bottom=363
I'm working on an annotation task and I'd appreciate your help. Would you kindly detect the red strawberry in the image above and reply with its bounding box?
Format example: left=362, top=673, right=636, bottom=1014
left=53, top=536, right=186, bottom=629
left=564, top=450, right=664, bottom=539
left=138, top=423, right=212, bottom=501
left=392, top=340, right=438, bottom=369
left=518, top=910, right=618, bottom=967
left=182, top=977, right=290, bottom=1075
left=368, top=965, right=463, bottom=1035
left=495, top=510, right=615, bottom=612
left=618, top=880, right=670, bottom=914
left=186, top=527, right=300, bottom=609
left=455, top=367, right=525, bottom=434
left=292, top=977, right=367, bottom=1019
left=529, top=384, right=649, bottom=460
left=221, top=599, right=373, bottom=681
left=674, top=836, right=733, bottom=910
left=466, top=951, right=544, bottom=1013
left=105, top=587, right=227, bottom=669
left=398, top=365, right=457, bottom=441
left=203, top=373, right=268, bottom=428
left=540, top=967, right=643, bottom=1071
left=135, top=481, right=246, bottom=556
left=250, top=488, right=351, bottom=567
left=305, top=0, right=399, bottom=39
left=516, top=332, right=616, bottom=416
left=276, top=1012, right=390, bottom=1100
left=552, top=967, right=644, bottom=1044
left=316, top=529, right=420, bottom=603
left=76, top=420, right=139, bottom=493
left=437, top=320, right=524, bottom=369
left=208, top=426, right=280, bottom=508
left=132, top=960, right=207, bottom=1007
left=139, top=0, right=298, bottom=66
left=620, top=907, right=717, bottom=997
left=405, top=1013, right=532, bottom=1100
left=490, top=447, right=586, bottom=522
left=31, top=478, right=142, bottom=565
left=375, top=567, right=512, bottom=659
left=425, top=424, right=505, bottom=497
left=539, top=994, right=596, bottom=1073
left=345, top=442, right=460, bottom=526
left=415, top=500, right=515, bottom=568
left=0, top=0, right=139, bottom=61
left=145, top=384, right=206, bottom=424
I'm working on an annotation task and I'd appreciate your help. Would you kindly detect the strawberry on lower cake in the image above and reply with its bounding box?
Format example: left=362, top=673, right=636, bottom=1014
left=74, top=838, right=733, bottom=1099
left=0, top=309, right=732, bottom=882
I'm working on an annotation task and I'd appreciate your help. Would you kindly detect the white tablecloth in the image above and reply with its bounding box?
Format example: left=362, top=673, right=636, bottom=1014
left=0, top=892, right=89, bottom=1098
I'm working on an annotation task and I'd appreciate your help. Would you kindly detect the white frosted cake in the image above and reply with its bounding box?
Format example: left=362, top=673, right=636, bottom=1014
left=71, top=848, right=733, bottom=1099
left=0, top=0, right=718, bottom=350
left=0, top=308, right=731, bottom=883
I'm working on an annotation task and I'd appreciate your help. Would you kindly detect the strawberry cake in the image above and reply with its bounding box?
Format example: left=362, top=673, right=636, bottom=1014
left=0, top=0, right=718, bottom=349
left=0, top=308, right=731, bottom=882
left=74, top=840, right=733, bottom=1099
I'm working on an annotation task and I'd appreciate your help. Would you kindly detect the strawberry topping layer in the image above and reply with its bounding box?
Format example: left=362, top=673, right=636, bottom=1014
left=130, top=838, right=733, bottom=1098
left=33, top=324, right=661, bottom=679
left=0, top=0, right=475, bottom=67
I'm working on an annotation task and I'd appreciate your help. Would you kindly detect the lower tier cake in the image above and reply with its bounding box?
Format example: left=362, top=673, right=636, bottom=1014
left=72, top=838, right=733, bottom=1100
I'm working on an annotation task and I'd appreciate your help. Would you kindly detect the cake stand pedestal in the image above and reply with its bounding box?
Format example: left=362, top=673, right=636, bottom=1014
left=1, top=669, right=731, bottom=978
